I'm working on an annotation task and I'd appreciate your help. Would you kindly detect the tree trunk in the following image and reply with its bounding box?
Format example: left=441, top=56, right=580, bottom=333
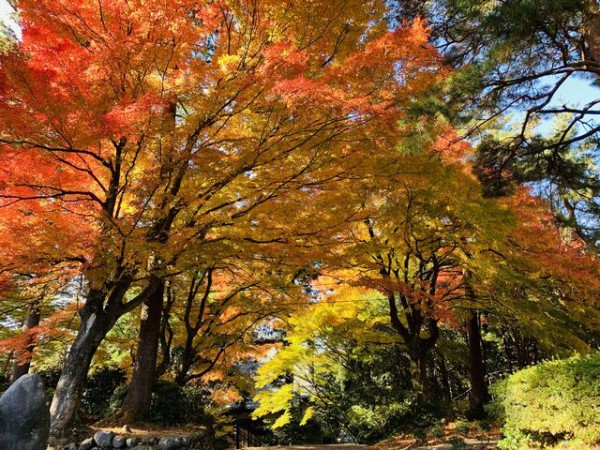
left=121, top=281, right=165, bottom=423
left=10, top=303, right=41, bottom=383
left=585, top=0, right=600, bottom=67
left=467, top=311, right=488, bottom=420
left=2, top=350, right=14, bottom=376
left=408, top=348, right=430, bottom=400
left=49, top=292, right=115, bottom=436
left=437, top=354, right=452, bottom=401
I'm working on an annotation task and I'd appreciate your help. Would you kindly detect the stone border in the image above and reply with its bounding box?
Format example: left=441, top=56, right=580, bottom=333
left=48, top=427, right=212, bottom=450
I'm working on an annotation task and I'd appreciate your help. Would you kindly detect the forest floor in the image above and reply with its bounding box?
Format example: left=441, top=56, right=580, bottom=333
left=248, top=439, right=498, bottom=450
left=72, top=423, right=500, bottom=450
left=371, top=425, right=500, bottom=450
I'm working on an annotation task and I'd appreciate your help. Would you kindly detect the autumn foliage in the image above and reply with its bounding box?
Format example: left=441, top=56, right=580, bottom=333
left=0, top=0, right=598, bottom=443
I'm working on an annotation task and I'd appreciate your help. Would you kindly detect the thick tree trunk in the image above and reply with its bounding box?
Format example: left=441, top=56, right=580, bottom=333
left=121, top=281, right=165, bottom=423
left=585, top=0, right=600, bottom=67
left=467, top=311, right=488, bottom=420
left=10, top=303, right=41, bottom=383
left=409, top=351, right=429, bottom=396
left=49, top=292, right=115, bottom=436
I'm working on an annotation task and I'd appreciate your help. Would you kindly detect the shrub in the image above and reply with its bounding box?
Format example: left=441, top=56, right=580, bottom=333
left=454, top=421, right=470, bottom=436
left=430, top=424, right=445, bottom=438
left=38, top=367, right=62, bottom=390
left=108, top=379, right=213, bottom=425
left=412, top=428, right=426, bottom=442
left=81, top=367, right=126, bottom=418
left=476, top=420, right=492, bottom=432
left=148, top=379, right=187, bottom=425
left=448, top=436, right=467, bottom=450
left=492, top=353, right=600, bottom=446
left=107, top=383, right=129, bottom=416
left=37, top=366, right=62, bottom=400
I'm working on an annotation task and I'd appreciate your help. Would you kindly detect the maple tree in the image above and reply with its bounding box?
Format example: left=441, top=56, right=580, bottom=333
left=253, top=148, right=600, bottom=432
left=0, top=0, right=445, bottom=435
left=1, top=0, right=599, bottom=443
left=121, top=247, right=304, bottom=421
left=316, top=151, right=512, bottom=395
left=253, top=300, right=385, bottom=433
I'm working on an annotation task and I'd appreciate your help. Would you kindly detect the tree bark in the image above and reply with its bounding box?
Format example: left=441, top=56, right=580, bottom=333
left=121, top=280, right=165, bottom=423
left=585, top=0, right=600, bottom=67
left=408, top=350, right=429, bottom=396
left=467, top=311, right=488, bottom=420
left=49, top=291, right=115, bottom=436
left=10, top=303, right=41, bottom=383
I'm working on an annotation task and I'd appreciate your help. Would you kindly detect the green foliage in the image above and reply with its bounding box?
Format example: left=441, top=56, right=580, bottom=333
left=454, top=421, right=470, bottom=436
left=253, top=300, right=452, bottom=443
left=448, top=436, right=467, bottom=450
left=492, top=353, right=600, bottom=446
left=476, top=420, right=492, bottom=432
left=107, top=384, right=129, bottom=417
left=430, top=424, right=445, bottom=438
left=412, top=428, right=426, bottom=442
left=265, top=400, right=336, bottom=446
left=38, top=366, right=62, bottom=400
left=80, top=367, right=126, bottom=418
left=496, top=428, right=535, bottom=450
left=148, top=380, right=188, bottom=425
left=348, top=402, right=416, bottom=443
left=109, top=379, right=212, bottom=425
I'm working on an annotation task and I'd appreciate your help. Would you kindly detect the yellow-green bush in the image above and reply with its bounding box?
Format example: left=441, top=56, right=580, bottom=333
left=492, top=353, right=600, bottom=447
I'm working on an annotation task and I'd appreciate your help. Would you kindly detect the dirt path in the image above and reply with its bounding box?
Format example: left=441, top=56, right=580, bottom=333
left=245, top=445, right=367, bottom=450
left=245, top=439, right=497, bottom=450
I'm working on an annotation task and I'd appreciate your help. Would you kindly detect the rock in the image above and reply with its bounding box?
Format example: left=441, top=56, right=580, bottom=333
left=0, top=373, right=50, bottom=450
left=141, top=436, right=158, bottom=445
left=78, top=437, right=95, bottom=450
left=179, top=437, right=189, bottom=446
left=93, top=430, right=115, bottom=448
left=122, top=424, right=132, bottom=433
left=159, top=437, right=181, bottom=449
left=112, top=434, right=127, bottom=448
left=126, top=437, right=140, bottom=447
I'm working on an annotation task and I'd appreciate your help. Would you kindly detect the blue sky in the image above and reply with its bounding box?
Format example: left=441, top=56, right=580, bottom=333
left=0, top=0, right=17, bottom=36
left=552, top=76, right=599, bottom=109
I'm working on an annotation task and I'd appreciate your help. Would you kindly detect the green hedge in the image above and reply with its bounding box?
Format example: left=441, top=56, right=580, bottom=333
left=491, top=353, right=600, bottom=447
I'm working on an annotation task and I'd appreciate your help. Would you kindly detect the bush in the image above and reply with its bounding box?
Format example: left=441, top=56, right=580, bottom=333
left=37, top=366, right=62, bottom=400
left=107, top=383, right=129, bottom=416
left=454, top=421, right=470, bottom=436
left=430, top=424, right=445, bottom=438
left=412, top=428, right=426, bottom=442
left=476, top=420, right=492, bottom=432
left=148, top=379, right=188, bottom=425
left=108, top=379, right=213, bottom=426
left=492, top=353, right=600, bottom=446
left=448, top=436, right=467, bottom=450
left=81, top=367, right=126, bottom=418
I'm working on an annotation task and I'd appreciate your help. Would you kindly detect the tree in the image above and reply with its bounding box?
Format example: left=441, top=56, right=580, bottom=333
left=253, top=298, right=401, bottom=441
left=386, top=0, right=600, bottom=252
left=0, top=0, right=444, bottom=434
left=325, top=151, right=512, bottom=399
